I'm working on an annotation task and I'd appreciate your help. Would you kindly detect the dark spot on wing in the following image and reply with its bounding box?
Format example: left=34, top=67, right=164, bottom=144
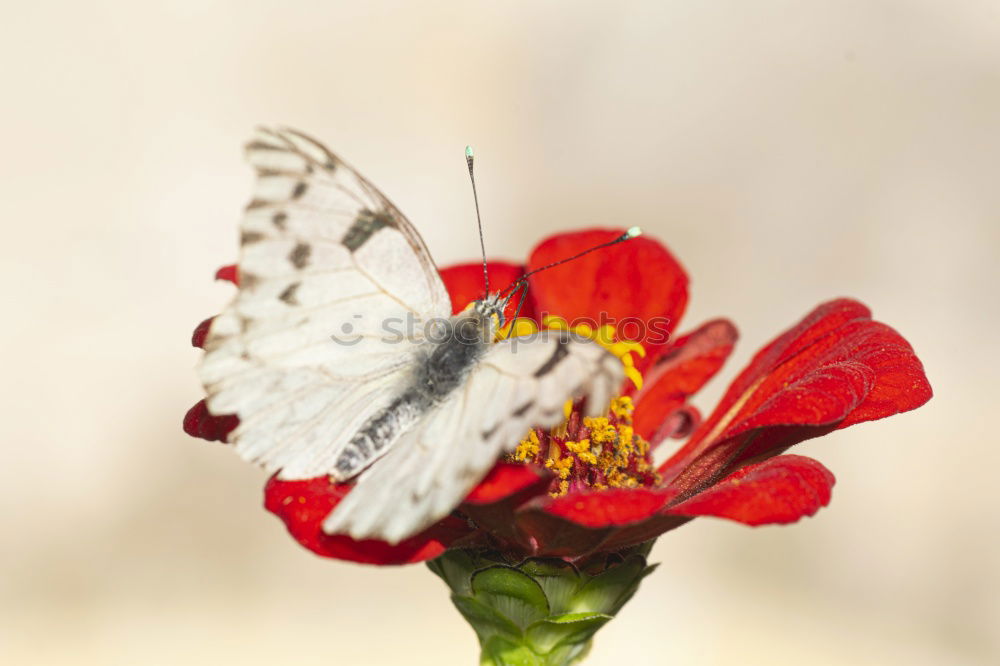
left=291, top=182, right=308, bottom=199
left=246, top=140, right=285, bottom=152
left=342, top=208, right=398, bottom=252
left=481, top=424, right=500, bottom=441
left=512, top=401, right=533, bottom=417
left=257, top=168, right=310, bottom=178
left=240, top=271, right=261, bottom=289
left=278, top=282, right=301, bottom=305
left=272, top=212, right=288, bottom=230
left=289, top=242, right=311, bottom=269
left=241, top=231, right=265, bottom=245
left=534, top=339, right=570, bottom=378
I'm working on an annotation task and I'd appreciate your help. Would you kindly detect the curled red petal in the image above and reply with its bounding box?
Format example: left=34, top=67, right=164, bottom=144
left=191, top=316, right=214, bottom=349
left=526, top=229, right=688, bottom=357
left=631, top=319, right=737, bottom=444
left=662, top=299, right=931, bottom=494
left=642, top=403, right=701, bottom=445
left=215, top=264, right=239, bottom=285
left=183, top=399, right=239, bottom=443
left=666, top=455, right=835, bottom=526
left=264, top=476, right=471, bottom=565
left=439, top=261, right=537, bottom=322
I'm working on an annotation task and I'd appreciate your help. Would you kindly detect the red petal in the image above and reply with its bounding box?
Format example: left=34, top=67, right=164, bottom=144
left=215, top=264, right=239, bottom=285
left=505, top=488, right=674, bottom=557
left=463, top=462, right=550, bottom=504
left=264, top=476, right=471, bottom=565
left=183, top=399, right=239, bottom=442
left=439, top=261, right=537, bottom=322
left=631, top=319, right=737, bottom=444
left=526, top=229, right=688, bottom=357
left=191, top=316, right=214, bottom=348
left=590, top=513, right=693, bottom=553
left=667, top=455, right=835, bottom=526
left=457, top=465, right=553, bottom=551
left=530, top=487, right=671, bottom=528
left=662, top=299, right=932, bottom=495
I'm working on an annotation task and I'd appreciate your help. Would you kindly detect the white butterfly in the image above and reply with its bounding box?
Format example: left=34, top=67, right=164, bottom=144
left=199, top=127, right=624, bottom=544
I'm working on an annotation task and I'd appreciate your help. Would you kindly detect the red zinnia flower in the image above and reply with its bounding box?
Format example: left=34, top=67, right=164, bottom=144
left=186, top=229, right=931, bottom=566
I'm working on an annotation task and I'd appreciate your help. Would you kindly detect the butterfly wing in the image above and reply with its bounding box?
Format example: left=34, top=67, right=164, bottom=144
left=200, top=127, right=452, bottom=480
left=322, top=331, right=624, bottom=543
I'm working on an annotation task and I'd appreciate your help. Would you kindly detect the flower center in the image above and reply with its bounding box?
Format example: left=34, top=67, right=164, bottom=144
left=511, top=396, right=660, bottom=497
left=500, top=314, right=656, bottom=496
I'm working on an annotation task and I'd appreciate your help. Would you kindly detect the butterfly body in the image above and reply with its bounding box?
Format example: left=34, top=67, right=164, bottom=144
left=200, top=128, right=623, bottom=543
left=333, top=301, right=501, bottom=478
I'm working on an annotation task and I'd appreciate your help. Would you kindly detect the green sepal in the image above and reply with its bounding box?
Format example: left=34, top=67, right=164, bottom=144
left=452, top=595, right=524, bottom=644
left=471, top=565, right=551, bottom=628
left=526, top=612, right=612, bottom=654
left=518, top=558, right=581, bottom=615
left=570, top=554, right=659, bottom=615
left=427, top=548, right=477, bottom=596
left=481, top=636, right=543, bottom=666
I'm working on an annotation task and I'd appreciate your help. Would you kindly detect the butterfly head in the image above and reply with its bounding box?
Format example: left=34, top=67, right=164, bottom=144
left=472, top=294, right=506, bottom=331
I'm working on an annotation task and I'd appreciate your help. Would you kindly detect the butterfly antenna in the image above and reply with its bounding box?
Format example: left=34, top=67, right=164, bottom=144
left=466, top=146, right=489, bottom=299
left=500, top=226, right=643, bottom=298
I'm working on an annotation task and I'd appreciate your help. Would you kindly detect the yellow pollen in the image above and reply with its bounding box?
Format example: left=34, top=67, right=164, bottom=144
left=544, top=455, right=574, bottom=480
left=565, top=439, right=597, bottom=464
left=584, top=417, right=617, bottom=444
left=610, top=396, right=634, bottom=420
left=514, top=430, right=540, bottom=461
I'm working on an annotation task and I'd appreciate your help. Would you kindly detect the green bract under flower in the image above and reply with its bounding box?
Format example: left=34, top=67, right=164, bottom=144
left=428, top=543, right=658, bottom=666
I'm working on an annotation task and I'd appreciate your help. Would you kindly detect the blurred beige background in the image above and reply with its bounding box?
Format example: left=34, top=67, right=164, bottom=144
left=1, top=1, right=997, bottom=664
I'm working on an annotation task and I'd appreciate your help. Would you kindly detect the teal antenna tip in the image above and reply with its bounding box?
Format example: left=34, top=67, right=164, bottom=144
left=626, top=226, right=643, bottom=238
left=465, top=145, right=474, bottom=159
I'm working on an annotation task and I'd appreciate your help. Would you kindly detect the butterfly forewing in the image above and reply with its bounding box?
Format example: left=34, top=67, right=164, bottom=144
left=200, top=127, right=450, bottom=480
